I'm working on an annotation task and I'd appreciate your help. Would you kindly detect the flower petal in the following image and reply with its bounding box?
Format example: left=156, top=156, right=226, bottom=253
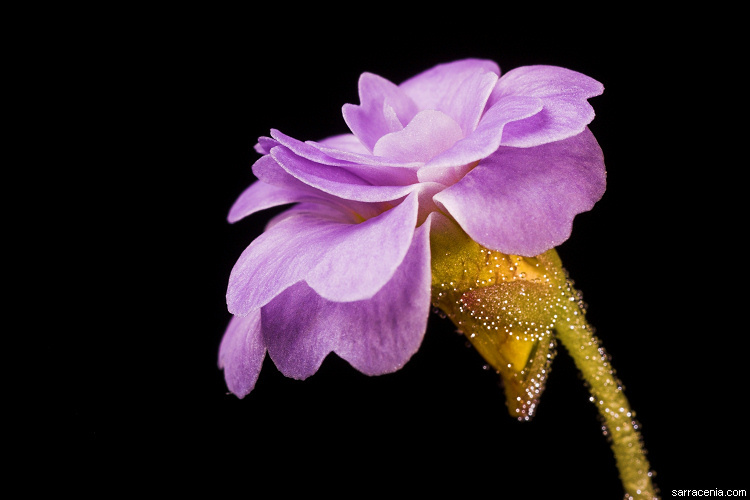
left=227, top=191, right=419, bottom=316
left=270, top=129, right=359, bottom=167
left=249, top=153, right=394, bottom=222
left=490, top=65, right=604, bottom=147
left=373, top=110, right=464, bottom=164
left=262, top=219, right=432, bottom=380
left=263, top=201, right=353, bottom=231
left=434, top=128, right=606, bottom=256
left=342, top=72, right=420, bottom=151
left=271, top=145, right=419, bottom=202
left=308, top=140, right=423, bottom=170
left=316, top=133, right=370, bottom=154
left=255, top=136, right=277, bottom=155
left=251, top=153, right=314, bottom=192
left=399, top=58, right=500, bottom=134
left=417, top=95, right=543, bottom=183
left=218, top=311, right=265, bottom=398
left=272, top=129, right=420, bottom=185
left=228, top=178, right=313, bottom=223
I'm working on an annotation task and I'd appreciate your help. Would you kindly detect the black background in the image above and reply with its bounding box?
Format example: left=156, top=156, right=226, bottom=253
left=36, top=7, right=744, bottom=498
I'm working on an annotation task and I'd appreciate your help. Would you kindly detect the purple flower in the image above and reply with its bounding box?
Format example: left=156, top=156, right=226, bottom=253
left=219, top=58, right=606, bottom=397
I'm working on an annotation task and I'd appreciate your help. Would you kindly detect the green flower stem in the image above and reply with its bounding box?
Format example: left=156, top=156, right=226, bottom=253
left=554, top=297, right=657, bottom=500
left=429, top=219, right=657, bottom=497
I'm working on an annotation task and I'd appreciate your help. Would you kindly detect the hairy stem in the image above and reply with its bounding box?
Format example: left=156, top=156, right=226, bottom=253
left=555, top=296, right=657, bottom=500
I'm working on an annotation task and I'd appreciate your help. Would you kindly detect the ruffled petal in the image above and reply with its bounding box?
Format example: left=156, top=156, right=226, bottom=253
left=434, top=128, right=606, bottom=256
left=255, top=136, right=277, bottom=155
left=272, top=129, right=420, bottom=185
left=249, top=153, right=394, bottom=222
left=372, top=110, right=464, bottom=164
left=262, top=219, right=432, bottom=380
left=251, top=153, right=315, bottom=192
left=263, top=201, right=352, bottom=231
left=342, top=72, right=420, bottom=151
left=307, top=141, right=423, bottom=170
left=271, top=129, right=359, bottom=167
left=399, top=58, right=500, bottom=133
left=270, top=145, right=420, bottom=202
left=228, top=179, right=313, bottom=223
left=316, top=133, right=370, bottom=154
left=417, top=95, right=543, bottom=183
left=490, top=65, right=604, bottom=147
left=218, top=311, right=265, bottom=398
left=227, top=191, right=419, bottom=315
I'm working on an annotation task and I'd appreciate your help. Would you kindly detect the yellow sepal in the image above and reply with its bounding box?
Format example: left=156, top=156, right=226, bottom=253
left=430, top=215, right=567, bottom=419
